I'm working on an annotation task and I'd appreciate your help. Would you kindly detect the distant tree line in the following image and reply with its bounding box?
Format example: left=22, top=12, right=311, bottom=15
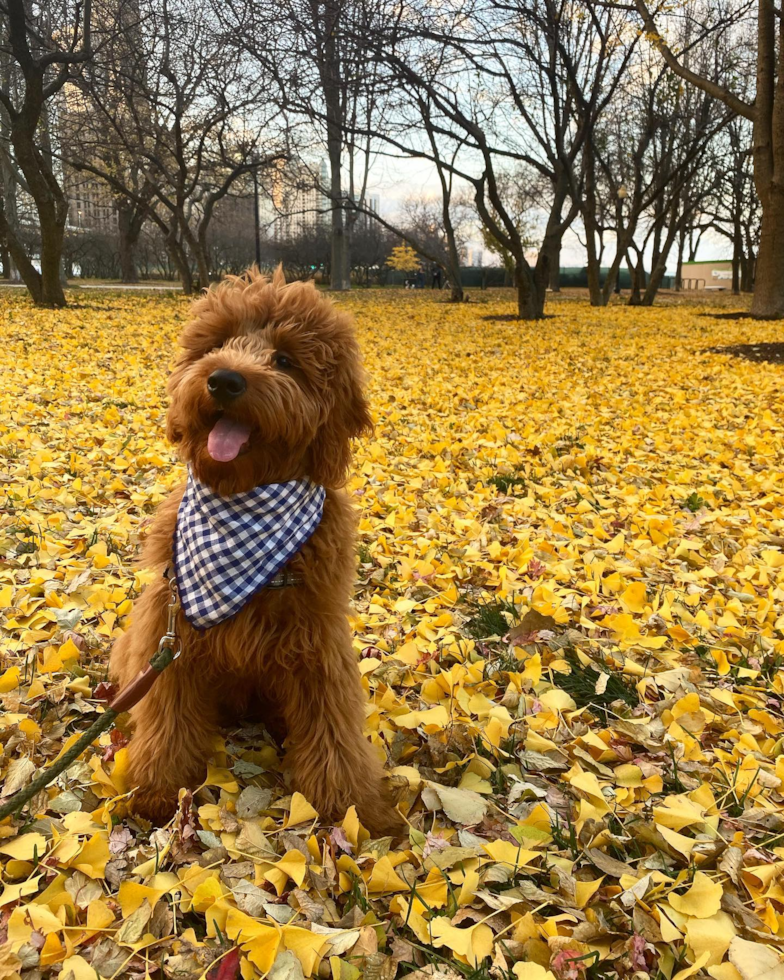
left=0, top=0, right=774, bottom=317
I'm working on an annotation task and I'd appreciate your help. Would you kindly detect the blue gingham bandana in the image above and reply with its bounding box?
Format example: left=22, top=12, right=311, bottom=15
left=174, top=469, right=325, bottom=629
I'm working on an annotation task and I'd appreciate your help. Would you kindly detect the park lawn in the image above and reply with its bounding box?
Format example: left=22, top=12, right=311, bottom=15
left=1, top=288, right=784, bottom=978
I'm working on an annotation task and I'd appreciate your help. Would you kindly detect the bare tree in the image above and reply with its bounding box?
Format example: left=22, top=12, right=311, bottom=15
left=633, top=0, right=781, bottom=318
left=346, top=177, right=472, bottom=301
left=349, top=0, right=638, bottom=318
left=701, top=117, right=759, bottom=293
left=222, top=0, right=385, bottom=292
left=579, top=37, right=731, bottom=306
left=399, top=191, right=472, bottom=295
left=67, top=0, right=284, bottom=293
left=0, top=0, right=92, bottom=306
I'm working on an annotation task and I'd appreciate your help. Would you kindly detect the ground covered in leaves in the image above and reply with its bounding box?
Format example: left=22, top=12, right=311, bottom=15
left=1, top=288, right=784, bottom=980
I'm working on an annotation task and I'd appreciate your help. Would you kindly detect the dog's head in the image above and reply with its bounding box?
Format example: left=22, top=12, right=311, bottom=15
left=166, top=267, right=372, bottom=494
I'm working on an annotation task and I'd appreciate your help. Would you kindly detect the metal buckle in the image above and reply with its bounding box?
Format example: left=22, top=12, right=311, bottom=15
left=266, top=569, right=303, bottom=589
left=157, top=574, right=183, bottom=659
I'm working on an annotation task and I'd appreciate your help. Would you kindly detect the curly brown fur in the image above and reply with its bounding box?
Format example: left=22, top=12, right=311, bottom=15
left=109, top=267, right=403, bottom=835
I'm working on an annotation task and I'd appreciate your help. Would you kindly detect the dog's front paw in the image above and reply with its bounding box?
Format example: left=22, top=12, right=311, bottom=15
left=356, top=779, right=408, bottom=839
left=131, top=788, right=179, bottom=827
left=362, top=804, right=407, bottom=840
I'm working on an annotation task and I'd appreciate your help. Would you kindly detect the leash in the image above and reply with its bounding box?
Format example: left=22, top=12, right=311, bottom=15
left=0, top=576, right=183, bottom=822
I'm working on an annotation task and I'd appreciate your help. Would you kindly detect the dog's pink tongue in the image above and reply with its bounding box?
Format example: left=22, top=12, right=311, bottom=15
left=207, top=418, right=252, bottom=462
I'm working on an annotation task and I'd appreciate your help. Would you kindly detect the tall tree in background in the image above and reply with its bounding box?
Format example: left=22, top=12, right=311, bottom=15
left=710, top=118, right=759, bottom=293
left=70, top=0, right=284, bottom=293
left=344, top=109, right=472, bottom=303
left=0, top=0, right=92, bottom=306
left=356, top=0, right=639, bottom=318
left=634, top=0, right=782, bottom=318
left=581, top=42, right=729, bottom=306
left=224, top=0, right=384, bottom=291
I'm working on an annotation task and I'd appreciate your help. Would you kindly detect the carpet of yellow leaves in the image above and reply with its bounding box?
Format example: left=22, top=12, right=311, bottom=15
left=2, top=289, right=784, bottom=980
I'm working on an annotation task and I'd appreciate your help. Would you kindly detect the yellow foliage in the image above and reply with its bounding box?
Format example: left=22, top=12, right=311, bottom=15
left=0, top=290, right=782, bottom=977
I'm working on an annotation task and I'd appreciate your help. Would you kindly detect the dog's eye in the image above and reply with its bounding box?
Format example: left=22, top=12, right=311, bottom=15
left=273, top=353, right=295, bottom=370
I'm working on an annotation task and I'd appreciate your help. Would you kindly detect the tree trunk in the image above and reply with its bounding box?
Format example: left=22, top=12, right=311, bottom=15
left=641, top=200, right=681, bottom=305
left=514, top=257, right=544, bottom=319
left=167, top=232, right=193, bottom=294
left=732, top=230, right=741, bottom=295
left=675, top=228, right=686, bottom=291
left=582, top=152, right=605, bottom=306
left=584, top=218, right=603, bottom=305
left=750, top=184, right=784, bottom=317
left=539, top=200, right=566, bottom=299
left=549, top=245, right=561, bottom=292
left=117, top=201, right=143, bottom=283
left=627, top=254, right=642, bottom=305
left=0, top=44, right=17, bottom=282
left=0, top=204, right=42, bottom=300
left=0, top=135, right=18, bottom=282
left=441, top=192, right=463, bottom=302
left=329, top=191, right=349, bottom=290
left=600, top=242, right=627, bottom=305
left=642, top=236, right=675, bottom=305
left=180, top=219, right=210, bottom=290
left=444, top=246, right=463, bottom=303
left=34, top=205, right=66, bottom=306
left=749, top=0, right=784, bottom=317
left=543, top=177, right=567, bottom=293
left=322, top=8, right=349, bottom=293
left=534, top=248, right=551, bottom=310
left=741, top=248, right=755, bottom=292
left=341, top=217, right=352, bottom=288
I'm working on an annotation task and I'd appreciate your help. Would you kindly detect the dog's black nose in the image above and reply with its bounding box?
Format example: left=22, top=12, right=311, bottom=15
left=207, top=369, right=246, bottom=402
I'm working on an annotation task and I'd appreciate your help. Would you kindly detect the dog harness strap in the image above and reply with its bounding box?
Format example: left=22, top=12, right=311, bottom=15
left=174, top=469, right=325, bottom=629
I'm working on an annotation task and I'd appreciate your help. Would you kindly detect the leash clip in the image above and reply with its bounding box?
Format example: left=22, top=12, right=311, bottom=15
left=158, top=575, right=182, bottom=659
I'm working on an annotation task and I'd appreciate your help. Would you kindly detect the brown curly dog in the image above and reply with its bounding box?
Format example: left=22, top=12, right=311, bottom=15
left=109, top=267, right=402, bottom=835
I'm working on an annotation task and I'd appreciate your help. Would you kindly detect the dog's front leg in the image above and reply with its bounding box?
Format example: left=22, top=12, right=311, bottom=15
left=111, top=576, right=219, bottom=824
left=126, top=663, right=219, bottom=825
left=280, top=641, right=404, bottom=838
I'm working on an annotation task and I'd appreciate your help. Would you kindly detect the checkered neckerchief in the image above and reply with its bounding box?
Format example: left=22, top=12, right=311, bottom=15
left=174, top=468, right=325, bottom=629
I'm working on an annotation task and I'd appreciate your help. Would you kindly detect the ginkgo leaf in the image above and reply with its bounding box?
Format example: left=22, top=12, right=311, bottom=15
left=0, top=875, right=43, bottom=907
left=2, top=757, right=35, bottom=795
left=0, top=665, right=20, bottom=692
left=367, top=855, right=409, bottom=894
left=191, top=875, right=226, bottom=912
left=620, top=582, right=647, bottom=613
left=285, top=792, right=319, bottom=827
left=708, top=967, right=743, bottom=980
left=0, top=833, right=47, bottom=861
left=513, top=967, right=556, bottom=980
left=728, top=938, right=784, bottom=980
left=669, top=872, right=723, bottom=918
left=60, top=954, right=99, bottom=980
left=685, top=911, right=736, bottom=967
left=3, top=290, right=784, bottom=980
left=672, top=953, right=711, bottom=980
left=69, top=833, right=110, bottom=879
left=424, top=782, right=488, bottom=825
left=282, top=926, right=329, bottom=975
left=430, top=918, right=493, bottom=967
left=226, top=908, right=282, bottom=972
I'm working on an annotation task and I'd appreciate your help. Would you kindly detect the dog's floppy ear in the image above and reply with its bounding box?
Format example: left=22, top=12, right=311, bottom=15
left=166, top=408, right=184, bottom=445
left=308, top=351, right=373, bottom=489
left=165, top=365, right=186, bottom=444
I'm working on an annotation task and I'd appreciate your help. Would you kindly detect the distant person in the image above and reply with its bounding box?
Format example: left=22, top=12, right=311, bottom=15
left=432, top=268, right=442, bottom=289
left=416, top=270, right=425, bottom=289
